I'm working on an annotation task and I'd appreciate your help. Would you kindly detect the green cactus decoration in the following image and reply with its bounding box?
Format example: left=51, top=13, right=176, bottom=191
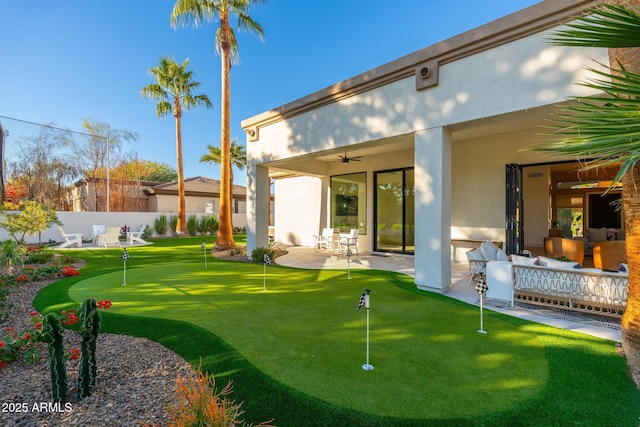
left=76, top=298, right=101, bottom=400
left=42, top=313, right=68, bottom=403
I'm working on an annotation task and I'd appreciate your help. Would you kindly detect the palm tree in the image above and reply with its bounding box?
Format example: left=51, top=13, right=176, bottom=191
left=171, top=0, right=265, bottom=250
left=536, top=4, right=640, bottom=366
left=199, top=137, right=246, bottom=230
left=141, top=57, right=212, bottom=236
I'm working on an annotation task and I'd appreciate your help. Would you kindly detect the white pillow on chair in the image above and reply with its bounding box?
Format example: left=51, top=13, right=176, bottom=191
left=480, top=241, right=499, bottom=261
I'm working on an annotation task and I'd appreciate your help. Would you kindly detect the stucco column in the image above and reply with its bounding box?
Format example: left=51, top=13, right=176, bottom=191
left=246, top=163, right=270, bottom=254
left=414, top=127, right=452, bottom=291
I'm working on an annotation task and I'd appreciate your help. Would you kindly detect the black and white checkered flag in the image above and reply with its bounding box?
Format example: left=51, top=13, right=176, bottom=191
left=122, top=249, right=130, bottom=261
left=357, top=293, right=366, bottom=311
left=263, top=254, right=272, bottom=265
left=475, top=277, right=488, bottom=296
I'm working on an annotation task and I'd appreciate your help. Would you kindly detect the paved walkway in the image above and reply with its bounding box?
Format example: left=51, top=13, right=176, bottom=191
left=276, top=246, right=622, bottom=342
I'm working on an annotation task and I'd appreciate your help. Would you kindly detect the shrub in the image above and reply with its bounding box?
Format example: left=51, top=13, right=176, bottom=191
left=154, top=214, right=168, bottom=236
left=186, top=215, right=199, bottom=236
left=141, top=225, right=152, bottom=239
left=251, top=247, right=275, bottom=264
left=0, top=239, right=24, bottom=274
left=25, top=246, right=54, bottom=264
left=164, top=369, right=274, bottom=427
left=55, top=253, right=80, bottom=266
left=170, top=215, right=179, bottom=236
left=198, top=215, right=218, bottom=235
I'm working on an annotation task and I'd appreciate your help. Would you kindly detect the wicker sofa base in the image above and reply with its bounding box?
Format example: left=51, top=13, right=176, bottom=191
left=514, top=290, right=625, bottom=318
left=512, top=265, right=627, bottom=319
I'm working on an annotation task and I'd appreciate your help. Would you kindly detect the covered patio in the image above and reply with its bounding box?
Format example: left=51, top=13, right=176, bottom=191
left=243, top=0, right=610, bottom=293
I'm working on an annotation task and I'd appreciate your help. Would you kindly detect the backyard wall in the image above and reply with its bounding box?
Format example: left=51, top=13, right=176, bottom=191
left=0, top=211, right=247, bottom=245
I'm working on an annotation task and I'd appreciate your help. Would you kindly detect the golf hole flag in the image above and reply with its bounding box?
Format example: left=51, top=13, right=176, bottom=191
left=121, top=249, right=129, bottom=286
left=262, top=254, right=272, bottom=292
left=356, top=289, right=373, bottom=370
left=357, top=290, right=370, bottom=311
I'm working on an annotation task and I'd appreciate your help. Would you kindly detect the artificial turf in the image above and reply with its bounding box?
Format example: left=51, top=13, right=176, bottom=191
left=33, top=237, right=640, bottom=426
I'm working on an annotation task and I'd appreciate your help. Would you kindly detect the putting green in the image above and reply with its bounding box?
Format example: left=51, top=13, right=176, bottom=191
left=69, top=261, right=548, bottom=419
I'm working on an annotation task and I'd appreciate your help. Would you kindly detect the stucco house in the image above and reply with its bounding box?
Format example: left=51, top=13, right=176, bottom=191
left=68, top=177, right=275, bottom=225
left=242, top=0, right=616, bottom=292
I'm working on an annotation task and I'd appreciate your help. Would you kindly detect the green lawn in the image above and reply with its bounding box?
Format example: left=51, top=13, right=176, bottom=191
left=34, top=236, right=640, bottom=426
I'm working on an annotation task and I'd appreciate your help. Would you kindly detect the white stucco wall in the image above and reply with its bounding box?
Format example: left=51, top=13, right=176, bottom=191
left=273, top=176, right=324, bottom=246
left=248, top=30, right=606, bottom=166
left=245, top=18, right=609, bottom=291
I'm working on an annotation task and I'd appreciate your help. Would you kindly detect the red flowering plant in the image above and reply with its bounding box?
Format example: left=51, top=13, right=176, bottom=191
left=0, top=311, right=45, bottom=365
left=0, top=300, right=111, bottom=369
left=60, top=265, right=80, bottom=277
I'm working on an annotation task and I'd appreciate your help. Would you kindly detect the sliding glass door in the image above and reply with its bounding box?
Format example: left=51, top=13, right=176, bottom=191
left=374, top=168, right=414, bottom=254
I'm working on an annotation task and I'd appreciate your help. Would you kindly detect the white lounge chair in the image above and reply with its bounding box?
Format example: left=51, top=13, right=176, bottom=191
left=103, top=227, right=121, bottom=248
left=127, top=224, right=148, bottom=245
left=92, top=225, right=106, bottom=246
left=56, top=225, right=83, bottom=249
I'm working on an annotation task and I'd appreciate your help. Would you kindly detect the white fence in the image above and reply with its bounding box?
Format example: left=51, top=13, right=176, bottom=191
left=0, top=211, right=248, bottom=244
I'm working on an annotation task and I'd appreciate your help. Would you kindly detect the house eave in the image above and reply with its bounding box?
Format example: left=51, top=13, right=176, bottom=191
left=241, top=0, right=598, bottom=142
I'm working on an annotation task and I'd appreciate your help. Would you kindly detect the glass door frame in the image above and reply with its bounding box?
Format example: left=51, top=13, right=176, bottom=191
left=373, top=167, right=415, bottom=254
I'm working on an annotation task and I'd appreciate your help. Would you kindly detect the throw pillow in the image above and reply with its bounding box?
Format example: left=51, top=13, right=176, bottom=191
left=466, top=248, right=484, bottom=261
left=480, top=240, right=499, bottom=261
left=617, top=229, right=626, bottom=241
left=537, top=256, right=580, bottom=269
left=586, top=227, right=607, bottom=243
left=510, top=254, right=539, bottom=266
left=496, top=249, right=509, bottom=262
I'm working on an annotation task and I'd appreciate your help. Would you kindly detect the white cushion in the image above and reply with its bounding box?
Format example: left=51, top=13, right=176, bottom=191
left=510, top=254, right=539, bottom=266
left=480, top=241, right=499, bottom=261
left=537, top=256, right=580, bottom=269
left=496, top=249, right=509, bottom=262
left=466, top=248, right=484, bottom=261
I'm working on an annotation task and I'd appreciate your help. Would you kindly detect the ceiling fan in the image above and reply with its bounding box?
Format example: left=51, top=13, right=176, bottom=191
left=339, top=153, right=363, bottom=164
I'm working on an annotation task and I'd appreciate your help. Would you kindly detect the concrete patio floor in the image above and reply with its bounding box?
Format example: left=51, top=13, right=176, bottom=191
left=275, top=246, right=622, bottom=342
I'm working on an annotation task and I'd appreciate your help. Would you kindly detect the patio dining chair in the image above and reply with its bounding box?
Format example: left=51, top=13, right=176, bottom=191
left=316, top=228, right=335, bottom=251
left=338, top=228, right=359, bottom=254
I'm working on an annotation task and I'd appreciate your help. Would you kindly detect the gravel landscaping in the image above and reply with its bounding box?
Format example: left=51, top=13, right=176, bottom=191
left=0, top=277, right=194, bottom=427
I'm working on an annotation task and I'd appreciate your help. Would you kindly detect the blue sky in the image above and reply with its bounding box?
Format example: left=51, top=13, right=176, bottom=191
left=1, top=0, right=540, bottom=186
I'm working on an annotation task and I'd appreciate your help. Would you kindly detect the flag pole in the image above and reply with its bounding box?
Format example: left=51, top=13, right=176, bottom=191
left=361, top=289, right=373, bottom=371
left=122, top=248, right=129, bottom=286
left=201, top=241, right=207, bottom=269
left=475, top=277, right=488, bottom=334
left=263, top=254, right=272, bottom=292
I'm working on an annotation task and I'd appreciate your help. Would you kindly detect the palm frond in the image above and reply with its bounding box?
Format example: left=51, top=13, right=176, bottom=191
left=550, top=4, right=640, bottom=48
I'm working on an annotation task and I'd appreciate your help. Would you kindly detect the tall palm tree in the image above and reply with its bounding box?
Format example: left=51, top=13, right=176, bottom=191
left=199, top=137, right=246, bottom=230
left=141, top=56, right=212, bottom=236
left=536, top=3, right=640, bottom=366
left=171, top=0, right=265, bottom=249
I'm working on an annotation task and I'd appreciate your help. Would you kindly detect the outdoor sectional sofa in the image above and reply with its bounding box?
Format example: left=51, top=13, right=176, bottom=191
left=485, top=254, right=628, bottom=318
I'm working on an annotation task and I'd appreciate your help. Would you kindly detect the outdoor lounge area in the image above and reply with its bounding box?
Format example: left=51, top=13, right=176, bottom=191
left=12, top=236, right=635, bottom=426
left=54, top=224, right=152, bottom=250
